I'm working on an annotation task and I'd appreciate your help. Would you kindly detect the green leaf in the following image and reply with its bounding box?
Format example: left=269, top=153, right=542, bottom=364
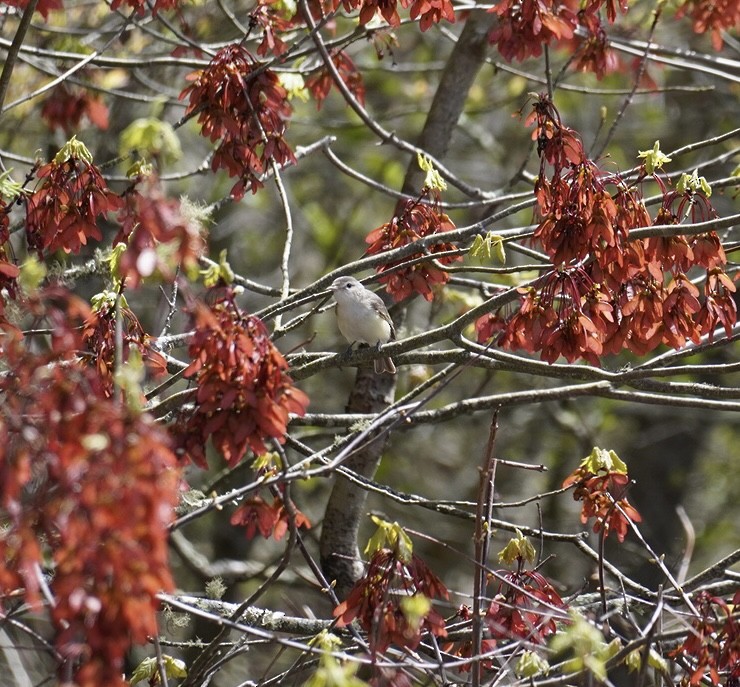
left=303, top=660, right=367, bottom=687
left=114, top=347, right=145, bottom=412
left=626, top=648, right=668, bottom=674
left=201, top=249, right=235, bottom=287
left=107, top=243, right=127, bottom=288
left=580, top=446, right=628, bottom=475
left=498, top=529, right=536, bottom=565
left=417, top=153, right=447, bottom=191
left=130, top=655, right=187, bottom=685
left=280, top=73, right=310, bottom=102
left=637, top=140, right=671, bottom=175
left=470, top=233, right=506, bottom=265
left=515, top=650, right=550, bottom=677
left=676, top=169, right=711, bottom=197
left=252, top=452, right=280, bottom=471
left=365, top=516, right=413, bottom=563
left=0, top=169, right=23, bottom=200
left=120, top=117, right=182, bottom=167
left=18, top=255, right=47, bottom=294
left=90, top=289, right=125, bottom=313
left=550, top=610, right=618, bottom=682
left=400, top=593, right=431, bottom=632
left=305, top=631, right=368, bottom=687
left=53, top=135, right=93, bottom=164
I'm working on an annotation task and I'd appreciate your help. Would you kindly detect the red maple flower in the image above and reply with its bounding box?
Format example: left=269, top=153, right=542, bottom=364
left=526, top=95, right=585, bottom=181
left=563, top=464, right=642, bottom=542
left=110, top=0, right=181, bottom=16
left=81, top=297, right=167, bottom=397
left=2, top=0, right=63, bottom=19
left=306, top=51, right=366, bottom=109
left=40, top=84, right=109, bottom=133
left=570, top=19, right=620, bottom=79
left=477, top=96, right=734, bottom=366
left=334, top=547, right=448, bottom=654
left=334, top=0, right=402, bottom=26
left=174, top=289, right=309, bottom=468
left=0, top=291, right=180, bottom=687
left=114, top=175, right=205, bottom=287
left=366, top=188, right=460, bottom=302
left=249, top=0, right=293, bottom=57
left=231, top=493, right=311, bottom=541
left=0, top=207, right=19, bottom=315
left=485, top=569, right=566, bottom=642
left=442, top=605, right=499, bottom=672
left=180, top=44, right=295, bottom=198
left=407, top=0, right=455, bottom=31
left=675, top=0, right=740, bottom=51
left=690, top=232, right=727, bottom=270
left=695, top=268, right=737, bottom=341
left=661, top=274, right=702, bottom=348
left=332, top=0, right=453, bottom=29
left=25, top=146, right=122, bottom=256
left=488, top=0, right=578, bottom=62
left=670, top=590, right=740, bottom=686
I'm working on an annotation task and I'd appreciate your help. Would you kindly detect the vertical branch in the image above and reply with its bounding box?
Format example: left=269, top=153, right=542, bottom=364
left=593, top=4, right=663, bottom=158
left=401, top=10, right=497, bottom=194
left=319, top=10, right=496, bottom=599
left=270, top=161, right=294, bottom=330
left=544, top=45, right=554, bottom=101
left=319, top=369, right=396, bottom=598
left=0, top=0, right=39, bottom=116
left=472, top=411, right=499, bottom=687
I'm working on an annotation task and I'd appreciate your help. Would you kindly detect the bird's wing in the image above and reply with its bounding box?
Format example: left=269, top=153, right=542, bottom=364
left=370, top=298, right=396, bottom=339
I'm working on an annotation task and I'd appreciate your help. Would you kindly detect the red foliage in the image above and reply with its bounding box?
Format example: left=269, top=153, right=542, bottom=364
left=81, top=298, right=167, bottom=397
left=335, top=0, right=402, bottom=26
left=407, top=0, right=455, bottom=32
left=114, top=175, right=205, bottom=287
left=366, top=188, right=460, bottom=302
left=563, top=465, right=642, bottom=542
left=569, top=16, right=620, bottom=79
left=675, top=0, right=740, bottom=51
left=334, top=548, right=448, bottom=654
left=2, top=0, right=63, bottom=19
left=110, top=0, right=181, bottom=16
left=0, top=290, right=180, bottom=687
left=306, top=51, right=366, bottom=109
left=488, top=0, right=626, bottom=65
left=0, top=206, right=19, bottom=327
left=488, top=0, right=578, bottom=62
left=442, top=605, right=499, bottom=671
left=476, top=95, right=736, bottom=365
left=671, top=590, right=740, bottom=686
left=249, top=0, right=294, bottom=56
left=444, top=562, right=566, bottom=671
left=485, top=569, right=566, bottom=642
left=696, top=268, right=737, bottom=342
left=332, top=0, right=453, bottom=29
left=40, top=84, right=109, bottom=133
left=180, top=44, right=295, bottom=199
left=174, top=289, right=309, bottom=468
left=25, top=151, right=122, bottom=257
left=231, top=493, right=311, bottom=541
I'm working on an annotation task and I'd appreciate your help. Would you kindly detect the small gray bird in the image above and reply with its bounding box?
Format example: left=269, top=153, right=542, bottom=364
left=330, top=276, right=396, bottom=375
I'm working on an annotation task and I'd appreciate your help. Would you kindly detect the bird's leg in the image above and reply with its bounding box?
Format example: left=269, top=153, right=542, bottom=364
left=338, top=342, right=355, bottom=363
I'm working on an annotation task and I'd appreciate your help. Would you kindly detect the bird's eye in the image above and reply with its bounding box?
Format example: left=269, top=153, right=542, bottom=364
left=345, top=283, right=353, bottom=289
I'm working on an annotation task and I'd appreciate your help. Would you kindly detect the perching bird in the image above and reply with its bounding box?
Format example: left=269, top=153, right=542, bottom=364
left=330, top=276, right=396, bottom=375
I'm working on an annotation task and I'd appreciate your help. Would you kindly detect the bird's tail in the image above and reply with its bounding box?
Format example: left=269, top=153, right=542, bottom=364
left=374, top=356, right=396, bottom=375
